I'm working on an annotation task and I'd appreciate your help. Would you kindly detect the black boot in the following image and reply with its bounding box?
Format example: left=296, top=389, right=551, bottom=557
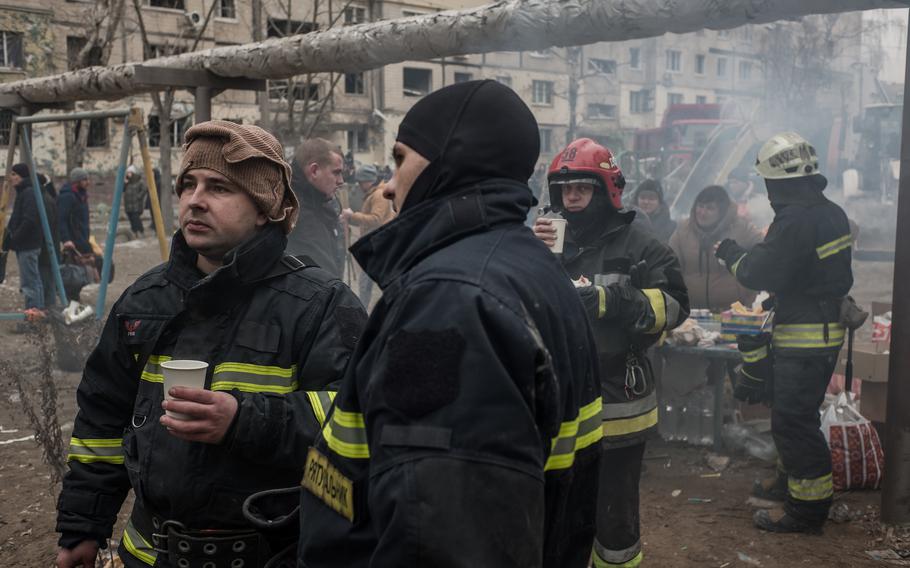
left=752, top=473, right=787, bottom=502
left=753, top=508, right=823, bottom=535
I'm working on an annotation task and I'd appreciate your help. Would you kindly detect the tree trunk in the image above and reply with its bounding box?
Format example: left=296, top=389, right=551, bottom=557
left=1, top=0, right=903, bottom=105
left=566, top=46, right=581, bottom=145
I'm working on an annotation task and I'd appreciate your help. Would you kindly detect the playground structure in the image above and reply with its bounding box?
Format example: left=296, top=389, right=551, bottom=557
left=0, top=107, right=170, bottom=321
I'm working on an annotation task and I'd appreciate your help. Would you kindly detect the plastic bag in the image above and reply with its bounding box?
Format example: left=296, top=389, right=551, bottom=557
left=821, top=392, right=884, bottom=491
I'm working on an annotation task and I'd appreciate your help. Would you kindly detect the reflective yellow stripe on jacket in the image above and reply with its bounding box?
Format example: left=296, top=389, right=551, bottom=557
left=211, top=362, right=298, bottom=394
left=773, top=323, right=845, bottom=350
left=816, top=234, right=852, bottom=260
left=323, top=407, right=370, bottom=459
left=67, top=437, right=124, bottom=465
left=789, top=473, right=833, bottom=502
left=139, top=354, right=171, bottom=384
left=602, top=392, right=658, bottom=439
left=306, top=391, right=338, bottom=426
left=544, top=397, right=603, bottom=472
left=121, top=519, right=157, bottom=566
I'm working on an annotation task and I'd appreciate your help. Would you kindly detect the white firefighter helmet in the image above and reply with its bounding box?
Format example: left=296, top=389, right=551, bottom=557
left=754, top=132, right=819, bottom=180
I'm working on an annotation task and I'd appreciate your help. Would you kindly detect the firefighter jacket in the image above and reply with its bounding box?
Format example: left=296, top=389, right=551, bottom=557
left=56, top=224, right=366, bottom=566
left=719, top=179, right=853, bottom=356
left=298, top=181, right=603, bottom=568
left=562, top=209, right=689, bottom=448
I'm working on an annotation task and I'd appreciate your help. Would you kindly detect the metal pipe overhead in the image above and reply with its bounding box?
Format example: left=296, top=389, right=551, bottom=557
left=0, top=0, right=907, bottom=106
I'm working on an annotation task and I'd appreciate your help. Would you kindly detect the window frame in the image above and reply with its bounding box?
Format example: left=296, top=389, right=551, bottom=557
left=531, top=80, right=554, bottom=106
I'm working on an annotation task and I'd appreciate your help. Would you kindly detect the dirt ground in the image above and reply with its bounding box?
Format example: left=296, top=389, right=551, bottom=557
left=0, top=228, right=902, bottom=567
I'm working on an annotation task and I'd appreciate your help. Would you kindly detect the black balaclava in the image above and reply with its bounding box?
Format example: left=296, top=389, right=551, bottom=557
left=765, top=174, right=827, bottom=209
left=561, top=181, right=615, bottom=247
left=396, top=80, right=540, bottom=212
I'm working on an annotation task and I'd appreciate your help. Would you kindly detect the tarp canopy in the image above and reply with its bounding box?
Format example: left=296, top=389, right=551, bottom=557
left=0, top=0, right=908, bottom=106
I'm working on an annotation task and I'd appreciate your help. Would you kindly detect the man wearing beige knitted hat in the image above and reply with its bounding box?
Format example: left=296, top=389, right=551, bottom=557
left=55, top=120, right=366, bottom=568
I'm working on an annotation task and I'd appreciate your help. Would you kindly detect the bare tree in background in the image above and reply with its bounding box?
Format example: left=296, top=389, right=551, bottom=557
left=759, top=14, right=867, bottom=115
left=131, top=0, right=218, bottom=232
left=263, top=0, right=355, bottom=147
left=64, top=0, right=127, bottom=173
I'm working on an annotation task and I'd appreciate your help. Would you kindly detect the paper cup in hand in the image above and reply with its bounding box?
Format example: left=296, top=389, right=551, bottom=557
left=160, top=360, right=208, bottom=420
left=548, top=218, right=568, bottom=254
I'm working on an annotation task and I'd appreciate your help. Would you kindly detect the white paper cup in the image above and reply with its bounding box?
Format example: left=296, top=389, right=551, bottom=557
left=160, top=360, right=209, bottom=420
left=549, top=218, right=568, bottom=254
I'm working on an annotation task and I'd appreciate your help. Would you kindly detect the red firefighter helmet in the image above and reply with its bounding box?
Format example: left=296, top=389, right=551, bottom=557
left=547, top=138, right=626, bottom=210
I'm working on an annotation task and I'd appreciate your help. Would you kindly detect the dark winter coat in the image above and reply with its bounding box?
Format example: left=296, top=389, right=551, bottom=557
left=562, top=209, right=689, bottom=448
left=286, top=160, right=345, bottom=278
left=669, top=204, right=763, bottom=311
left=717, top=176, right=853, bottom=356
left=57, top=182, right=92, bottom=254
left=56, top=224, right=366, bottom=566
left=6, top=179, right=47, bottom=251
left=122, top=175, right=148, bottom=215
left=631, top=183, right=676, bottom=243
left=299, top=181, right=602, bottom=568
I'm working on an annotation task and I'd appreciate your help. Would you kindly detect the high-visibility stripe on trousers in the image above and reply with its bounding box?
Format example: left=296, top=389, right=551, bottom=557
left=789, top=473, right=834, bottom=502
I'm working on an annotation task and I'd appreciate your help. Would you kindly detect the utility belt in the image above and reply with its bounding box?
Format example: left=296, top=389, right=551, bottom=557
left=129, top=504, right=294, bottom=568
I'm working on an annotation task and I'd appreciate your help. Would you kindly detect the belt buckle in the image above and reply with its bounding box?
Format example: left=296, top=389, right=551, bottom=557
left=152, top=519, right=187, bottom=554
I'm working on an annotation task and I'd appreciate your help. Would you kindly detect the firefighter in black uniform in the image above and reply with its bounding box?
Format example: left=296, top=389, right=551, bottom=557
left=55, top=121, right=365, bottom=568
left=715, top=132, right=854, bottom=533
left=534, top=138, right=689, bottom=568
left=298, top=80, right=602, bottom=568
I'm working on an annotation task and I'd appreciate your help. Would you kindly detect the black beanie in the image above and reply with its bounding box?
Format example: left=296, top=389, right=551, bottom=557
left=11, top=163, right=29, bottom=179
left=396, top=80, right=540, bottom=212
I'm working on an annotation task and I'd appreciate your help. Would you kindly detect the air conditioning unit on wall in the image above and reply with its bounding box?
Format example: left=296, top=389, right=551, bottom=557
left=184, top=11, right=204, bottom=32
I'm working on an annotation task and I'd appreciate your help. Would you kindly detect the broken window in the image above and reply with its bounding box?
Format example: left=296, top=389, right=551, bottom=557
left=268, top=79, right=319, bottom=101
left=74, top=118, right=109, bottom=148
left=403, top=68, right=432, bottom=97
left=454, top=72, right=473, bottom=84
left=588, top=58, right=616, bottom=75
left=347, top=127, right=369, bottom=152
left=267, top=19, right=317, bottom=38
left=344, top=6, right=366, bottom=25
left=0, top=31, right=23, bottom=69
left=149, top=44, right=188, bottom=58
left=148, top=115, right=193, bottom=148
left=345, top=72, right=365, bottom=95
left=146, top=0, right=185, bottom=9
left=218, top=0, right=236, bottom=19
left=0, top=109, right=13, bottom=146
left=532, top=80, right=554, bottom=105
left=587, top=103, right=616, bottom=119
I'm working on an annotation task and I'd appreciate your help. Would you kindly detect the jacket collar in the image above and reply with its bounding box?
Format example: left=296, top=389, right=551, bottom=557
left=352, top=179, right=533, bottom=288
left=165, top=224, right=287, bottom=293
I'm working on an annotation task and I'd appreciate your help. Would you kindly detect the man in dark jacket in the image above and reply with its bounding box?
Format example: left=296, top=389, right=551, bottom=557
left=534, top=139, right=689, bottom=568
left=286, top=138, right=345, bottom=277
left=57, top=167, right=92, bottom=255
left=55, top=121, right=366, bottom=568
left=715, top=132, right=853, bottom=534
left=632, top=178, right=676, bottom=244
left=5, top=163, right=47, bottom=310
left=298, top=80, right=602, bottom=568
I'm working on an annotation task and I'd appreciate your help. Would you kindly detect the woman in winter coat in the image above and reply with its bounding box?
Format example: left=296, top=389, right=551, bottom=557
left=122, top=165, right=147, bottom=237
left=632, top=179, right=676, bottom=243
left=669, top=185, right=763, bottom=311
